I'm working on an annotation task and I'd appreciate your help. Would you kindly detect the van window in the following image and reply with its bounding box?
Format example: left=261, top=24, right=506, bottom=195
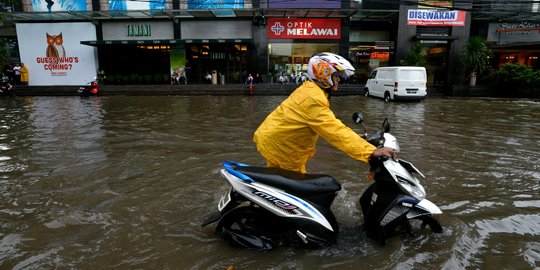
left=369, top=70, right=377, bottom=79
left=399, top=70, right=426, bottom=81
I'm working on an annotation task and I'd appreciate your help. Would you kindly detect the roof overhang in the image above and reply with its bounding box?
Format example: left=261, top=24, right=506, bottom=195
left=80, top=38, right=252, bottom=46
left=6, top=8, right=357, bottom=22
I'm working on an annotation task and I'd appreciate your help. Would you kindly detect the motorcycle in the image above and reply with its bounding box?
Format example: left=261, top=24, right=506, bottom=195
left=0, top=78, right=15, bottom=96
left=201, top=161, right=342, bottom=250
left=201, top=113, right=442, bottom=250
left=353, top=112, right=443, bottom=244
left=78, top=79, right=99, bottom=97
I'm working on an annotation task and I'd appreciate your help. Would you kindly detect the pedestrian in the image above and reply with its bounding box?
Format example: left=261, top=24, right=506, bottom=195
left=253, top=52, right=395, bottom=173
left=278, top=74, right=286, bottom=84
left=4, top=64, right=14, bottom=83
left=20, top=63, right=28, bottom=85
left=246, top=73, right=254, bottom=95
left=13, top=64, right=21, bottom=85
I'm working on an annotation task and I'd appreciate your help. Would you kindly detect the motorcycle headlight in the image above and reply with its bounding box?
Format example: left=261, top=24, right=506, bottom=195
left=396, top=175, right=425, bottom=200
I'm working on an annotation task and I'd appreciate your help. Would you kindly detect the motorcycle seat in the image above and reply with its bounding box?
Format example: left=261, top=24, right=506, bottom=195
left=234, top=166, right=341, bottom=196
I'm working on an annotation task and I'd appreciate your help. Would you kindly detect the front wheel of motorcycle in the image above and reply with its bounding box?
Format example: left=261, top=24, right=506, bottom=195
left=216, top=206, right=282, bottom=251
left=409, top=215, right=443, bottom=234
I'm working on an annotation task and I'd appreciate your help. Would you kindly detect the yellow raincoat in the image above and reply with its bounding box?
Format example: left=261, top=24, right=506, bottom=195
left=253, top=81, right=377, bottom=173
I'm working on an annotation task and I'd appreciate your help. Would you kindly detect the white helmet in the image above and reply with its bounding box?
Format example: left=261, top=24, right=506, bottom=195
left=307, top=52, right=355, bottom=89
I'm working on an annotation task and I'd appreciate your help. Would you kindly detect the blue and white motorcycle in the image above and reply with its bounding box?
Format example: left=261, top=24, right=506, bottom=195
left=201, top=113, right=442, bottom=250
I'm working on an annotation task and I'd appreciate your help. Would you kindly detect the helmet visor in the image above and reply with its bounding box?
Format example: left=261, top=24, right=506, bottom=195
left=336, top=69, right=355, bottom=79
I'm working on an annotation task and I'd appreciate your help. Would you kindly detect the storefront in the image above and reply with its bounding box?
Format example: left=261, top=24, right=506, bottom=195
left=83, top=21, right=175, bottom=84
left=180, top=20, right=252, bottom=84
left=267, top=18, right=342, bottom=83
left=348, top=29, right=393, bottom=83
left=487, top=22, right=540, bottom=70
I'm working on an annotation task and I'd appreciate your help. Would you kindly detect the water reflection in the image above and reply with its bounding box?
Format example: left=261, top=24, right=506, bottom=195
left=0, top=96, right=538, bottom=269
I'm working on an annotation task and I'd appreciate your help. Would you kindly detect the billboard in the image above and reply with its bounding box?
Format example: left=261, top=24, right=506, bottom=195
left=268, top=18, right=341, bottom=40
left=109, top=0, right=166, bottom=10
left=269, top=0, right=340, bottom=9
left=16, top=23, right=98, bottom=86
left=32, top=0, right=86, bottom=12
left=407, top=9, right=467, bottom=26
left=188, top=0, right=244, bottom=9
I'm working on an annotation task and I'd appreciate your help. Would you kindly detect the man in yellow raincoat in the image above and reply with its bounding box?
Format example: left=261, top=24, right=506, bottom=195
left=254, top=53, right=395, bottom=173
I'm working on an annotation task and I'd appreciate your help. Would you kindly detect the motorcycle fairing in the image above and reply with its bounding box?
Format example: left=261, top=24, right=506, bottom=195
left=383, top=159, right=426, bottom=200
left=220, top=168, right=336, bottom=232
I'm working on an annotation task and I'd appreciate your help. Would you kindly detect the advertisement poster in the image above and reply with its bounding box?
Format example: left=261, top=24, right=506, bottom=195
left=32, top=0, right=86, bottom=12
left=268, top=18, right=341, bottom=40
left=407, top=9, right=466, bottom=26
left=187, top=0, right=243, bottom=9
left=269, top=0, right=339, bottom=9
left=16, top=23, right=98, bottom=86
left=109, top=0, right=165, bottom=10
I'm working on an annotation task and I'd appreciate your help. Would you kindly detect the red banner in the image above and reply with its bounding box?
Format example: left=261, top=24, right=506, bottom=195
left=267, top=18, right=341, bottom=40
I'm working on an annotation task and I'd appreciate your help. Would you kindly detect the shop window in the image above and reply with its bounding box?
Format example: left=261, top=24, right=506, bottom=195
left=268, top=43, right=338, bottom=83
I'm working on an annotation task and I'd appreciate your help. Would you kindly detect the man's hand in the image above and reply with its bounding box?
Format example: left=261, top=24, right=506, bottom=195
left=370, top=147, right=396, bottom=159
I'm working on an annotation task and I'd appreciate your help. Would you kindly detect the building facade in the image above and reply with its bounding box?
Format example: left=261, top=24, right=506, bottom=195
left=2, top=0, right=539, bottom=87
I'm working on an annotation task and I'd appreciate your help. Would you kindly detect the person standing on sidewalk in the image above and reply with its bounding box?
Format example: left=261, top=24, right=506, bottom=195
left=13, top=64, right=21, bottom=85
left=20, top=63, right=29, bottom=85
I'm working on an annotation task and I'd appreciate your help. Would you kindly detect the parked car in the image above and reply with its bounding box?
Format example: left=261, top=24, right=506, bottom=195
left=365, top=66, right=427, bottom=101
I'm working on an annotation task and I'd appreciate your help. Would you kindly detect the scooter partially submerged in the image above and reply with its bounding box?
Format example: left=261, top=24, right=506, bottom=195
left=0, top=78, right=15, bottom=96
left=353, top=112, right=443, bottom=244
left=201, top=162, right=341, bottom=250
left=78, top=79, right=99, bottom=97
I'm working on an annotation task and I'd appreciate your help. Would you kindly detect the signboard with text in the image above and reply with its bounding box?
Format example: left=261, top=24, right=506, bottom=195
left=407, top=9, right=466, bottom=26
left=268, top=18, right=341, bottom=40
left=16, top=23, right=98, bottom=86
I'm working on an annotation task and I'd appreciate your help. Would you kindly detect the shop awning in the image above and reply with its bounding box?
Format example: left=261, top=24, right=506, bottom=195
left=80, top=39, right=252, bottom=46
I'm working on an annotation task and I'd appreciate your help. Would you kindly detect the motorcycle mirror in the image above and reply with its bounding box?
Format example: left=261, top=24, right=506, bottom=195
left=352, top=112, right=363, bottom=124
left=382, top=118, right=391, bottom=133
left=352, top=112, right=368, bottom=136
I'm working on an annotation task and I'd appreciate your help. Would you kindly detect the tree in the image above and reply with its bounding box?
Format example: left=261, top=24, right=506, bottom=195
left=460, top=36, right=493, bottom=87
left=400, top=41, right=427, bottom=66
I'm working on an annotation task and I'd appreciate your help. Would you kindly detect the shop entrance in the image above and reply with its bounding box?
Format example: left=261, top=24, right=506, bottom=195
left=98, top=45, right=171, bottom=84
left=185, top=43, right=248, bottom=84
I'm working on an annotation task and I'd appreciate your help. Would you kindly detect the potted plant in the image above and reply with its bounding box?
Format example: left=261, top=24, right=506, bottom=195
left=460, top=36, right=493, bottom=87
left=400, top=41, right=427, bottom=66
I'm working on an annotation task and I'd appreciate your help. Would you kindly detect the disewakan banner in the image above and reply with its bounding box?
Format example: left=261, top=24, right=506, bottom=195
left=16, top=23, right=98, bottom=86
left=268, top=18, right=341, bottom=40
left=407, top=9, right=467, bottom=26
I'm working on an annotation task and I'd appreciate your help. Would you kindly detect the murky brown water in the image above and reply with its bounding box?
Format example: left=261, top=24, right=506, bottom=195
left=0, top=95, right=539, bottom=269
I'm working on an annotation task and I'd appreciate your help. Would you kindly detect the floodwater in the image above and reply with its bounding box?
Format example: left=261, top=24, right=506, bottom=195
left=0, top=95, right=539, bottom=269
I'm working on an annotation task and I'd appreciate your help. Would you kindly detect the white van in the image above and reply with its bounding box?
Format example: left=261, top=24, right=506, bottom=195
left=365, top=66, right=427, bottom=101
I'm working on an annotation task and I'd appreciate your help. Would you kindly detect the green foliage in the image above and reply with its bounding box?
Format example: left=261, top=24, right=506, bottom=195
left=494, top=63, right=540, bottom=97
left=400, top=41, right=427, bottom=66
left=496, top=63, right=540, bottom=87
left=0, top=44, right=8, bottom=74
left=460, top=36, right=493, bottom=76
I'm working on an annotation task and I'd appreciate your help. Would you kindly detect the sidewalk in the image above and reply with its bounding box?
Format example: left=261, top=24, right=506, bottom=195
left=11, top=83, right=451, bottom=97
left=12, top=83, right=366, bottom=96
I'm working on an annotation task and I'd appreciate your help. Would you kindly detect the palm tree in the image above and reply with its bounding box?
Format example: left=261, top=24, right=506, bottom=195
left=460, top=36, right=493, bottom=87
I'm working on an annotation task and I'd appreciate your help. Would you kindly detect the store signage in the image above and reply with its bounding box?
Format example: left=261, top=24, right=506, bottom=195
left=407, top=9, right=466, bottom=26
left=487, top=22, right=540, bottom=43
left=127, top=24, right=151, bottom=37
left=268, top=18, right=341, bottom=40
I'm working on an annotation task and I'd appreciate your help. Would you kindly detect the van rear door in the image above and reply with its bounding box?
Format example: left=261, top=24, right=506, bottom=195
left=397, top=69, right=426, bottom=96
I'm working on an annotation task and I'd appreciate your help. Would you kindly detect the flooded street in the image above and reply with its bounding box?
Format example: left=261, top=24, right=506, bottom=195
left=0, top=95, right=539, bottom=269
